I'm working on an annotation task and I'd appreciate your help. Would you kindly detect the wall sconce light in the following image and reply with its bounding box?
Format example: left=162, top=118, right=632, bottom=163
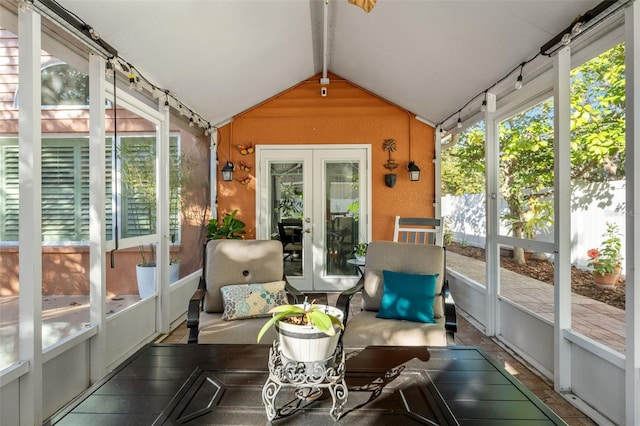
left=407, top=161, right=420, bottom=181
left=221, top=161, right=235, bottom=181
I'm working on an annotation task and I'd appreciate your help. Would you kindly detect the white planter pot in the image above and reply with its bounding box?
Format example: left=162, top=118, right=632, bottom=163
left=136, top=263, right=180, bottom=299
left=169, top=262, right=180, bottom=284
left=136, top=264, right=156, bottom=299
left=276, top=305, right=344, bottom=362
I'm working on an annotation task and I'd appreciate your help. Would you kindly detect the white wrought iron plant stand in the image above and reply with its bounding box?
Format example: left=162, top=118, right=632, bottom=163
left=262, top=340, right=348, bottom=421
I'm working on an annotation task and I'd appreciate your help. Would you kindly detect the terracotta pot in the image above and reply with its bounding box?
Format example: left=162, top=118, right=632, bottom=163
left=592, top=267, right=621, bottom=289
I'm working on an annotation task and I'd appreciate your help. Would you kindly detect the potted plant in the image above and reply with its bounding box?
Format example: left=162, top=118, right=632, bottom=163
left=207, top=209, right=246, bottom=239
left=257, top=299, right=344, bottom=362
left=354, top=242, right=368, bottom=262
left=503, top=197, right=553, bottom=262
left=278, top=183, right=303, bottom=219
left=587, top=222, right=623, bottom=289
left=443, top=220, right=454, bottom=246
left=133, top=248, right=181, bottom=298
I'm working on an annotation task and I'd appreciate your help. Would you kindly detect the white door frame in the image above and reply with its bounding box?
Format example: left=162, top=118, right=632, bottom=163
left=256, top=144, right=371, bottom=291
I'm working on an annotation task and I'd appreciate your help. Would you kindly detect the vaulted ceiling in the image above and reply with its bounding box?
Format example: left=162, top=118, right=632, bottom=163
left=58, top=0, right=601, bottom=128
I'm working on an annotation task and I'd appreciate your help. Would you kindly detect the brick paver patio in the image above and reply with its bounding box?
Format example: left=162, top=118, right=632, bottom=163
left=446, top=251, right=626, bottom=353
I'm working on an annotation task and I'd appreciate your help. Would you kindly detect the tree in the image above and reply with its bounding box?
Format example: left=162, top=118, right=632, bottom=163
left=570, top=43, right=626, bottom=181
left=442, top=43, right=626, bottom=264
left=442, top=123, right=485, bottom=196
left=499, top=98, right=555, bottom=264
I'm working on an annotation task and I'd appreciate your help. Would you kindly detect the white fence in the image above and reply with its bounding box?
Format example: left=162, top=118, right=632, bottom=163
left=442, top=179, right=626, bottom=273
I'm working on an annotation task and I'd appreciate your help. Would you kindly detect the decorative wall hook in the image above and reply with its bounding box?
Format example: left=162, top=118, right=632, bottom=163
left=382, top=138, right=398, bottom=171
left=382, top=138, right=398, bottom=187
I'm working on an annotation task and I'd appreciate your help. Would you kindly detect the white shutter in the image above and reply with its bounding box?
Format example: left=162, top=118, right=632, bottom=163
left=41, top=138, right=88, bottom=241
left=0, top=139, right=19, bottom=241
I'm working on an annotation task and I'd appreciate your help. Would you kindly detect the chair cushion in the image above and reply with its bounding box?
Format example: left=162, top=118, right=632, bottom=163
left=220, top=281, right=287, bottom=321
left=376, top=270, right=438, bottom=323
left=203, top=239, right=284, bottom=313
left=362, top=241, right=445, bottom=318
left=198, top=312, right=279, bottom=344
left=342, top=311, right=447, bottom=347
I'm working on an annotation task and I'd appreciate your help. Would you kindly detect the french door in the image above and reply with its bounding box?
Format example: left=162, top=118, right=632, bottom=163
left=256, top=145, right=370, bottom=291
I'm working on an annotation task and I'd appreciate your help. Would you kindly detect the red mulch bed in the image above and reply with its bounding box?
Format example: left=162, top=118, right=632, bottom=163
left=447, top=243, right=625, bottom=310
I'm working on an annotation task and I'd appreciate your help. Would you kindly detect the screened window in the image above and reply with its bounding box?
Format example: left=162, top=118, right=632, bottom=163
left=0, top=135, right=180, bottom=243
left=118, top=135, right=180, bottom=240
left=1, top=137, right=92, bottom=242
left=0, top=139, right=19, bottom=241
left=13, top=63, right=90, bottom=109
left=41, top=63, right=89, bottom=107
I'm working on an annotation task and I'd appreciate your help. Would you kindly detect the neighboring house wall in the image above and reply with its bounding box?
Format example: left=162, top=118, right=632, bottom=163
left=216, top=73, right=436, bottom=240
left=0, top=29, right=210, bottom=296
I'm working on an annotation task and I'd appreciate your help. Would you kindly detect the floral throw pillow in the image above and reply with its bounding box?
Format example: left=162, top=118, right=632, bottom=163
left=220, top=281, right=287, bottom=321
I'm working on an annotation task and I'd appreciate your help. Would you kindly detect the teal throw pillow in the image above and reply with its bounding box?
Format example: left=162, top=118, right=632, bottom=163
left=377, top=270, right=439, bottom=323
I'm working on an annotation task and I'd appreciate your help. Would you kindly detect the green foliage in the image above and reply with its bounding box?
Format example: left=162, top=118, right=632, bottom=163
left=346, top=201, right=360, bottom=221
left=570, top=43, right=626, bottom=181
left=503, top=197, right=553, bottom=240
left=207, top=209, right=246, bottom=240
left=257, top=301, right=344, bottom=343
left=443, top=220, right=454, bottom=246
left=587, top=222, right=623, bottom=276
left=442, top=123, right=486, bottom=195
left=41, top=64, right=89, bottom=106
left=442, top=43, right=625, bottom=263
left=278, top=183, right=303, bottom=218
left=354, top=242, right=368, bottom=256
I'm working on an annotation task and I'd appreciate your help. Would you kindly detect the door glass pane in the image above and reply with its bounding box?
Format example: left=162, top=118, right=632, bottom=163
left=119, top=136, right=157, bottom=238
left=570, top=43, right=626, bottom=353
left=499, top=98, right=555, bottom=248
left=441, top=121, right=487, bottom=287
left=325, top=161, right=359, bottom=277
left=39, top=54, right=93, bottom=351
left=107, top=110, right=160, bottom=300
left=497, top=98, right=555, bottom=318
left=0, top=25, right=19, bottom=369
left=270, top=162, right=303, bottom=276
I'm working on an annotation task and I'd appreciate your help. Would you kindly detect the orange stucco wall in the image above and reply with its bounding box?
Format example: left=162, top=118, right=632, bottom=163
left=216, top=74, right=435, bottom=241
